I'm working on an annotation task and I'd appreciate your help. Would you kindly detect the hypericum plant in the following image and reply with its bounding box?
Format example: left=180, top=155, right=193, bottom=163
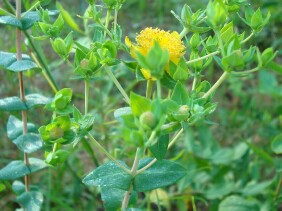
left=1, top=0, right=282, bottom=210
left=0, top=0, right=53, bottom=210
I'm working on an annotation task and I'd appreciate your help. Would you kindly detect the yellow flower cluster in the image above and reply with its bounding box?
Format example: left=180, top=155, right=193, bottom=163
left=126, top=27, right=186, bottom=80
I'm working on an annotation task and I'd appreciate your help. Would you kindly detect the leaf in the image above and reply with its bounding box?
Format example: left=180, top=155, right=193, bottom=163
left=0, top=96, right=27, bottom=111
left=21, top=11, right=40, bottom=30
left=219, top=195, right=260, bottom=211
left=0, top=15, right=21, bottom=28
left=13, top=133, right=43, bottom=153
left=25, top=94, right=52, bottom=109
left=0, top=52, right=37, bottom=72
left=7, top=115, right=37, bottom=140
left=0, top=94, right=51, bottom=112
left=149, top=135, right=169, bottom=160
left=205, top=182, right=234, bottom=199
left=246, top=141, right=273, bottom=164
left=101, top=187, right=137, bottom=211
left=56, top=2, right=84, bottom=34
left=134, top=159, right=186, bottom=192
left=0, top=158, right=47, bottom=180
left=114, top=107, right=132, bottom=122
left=82, top=161, right=132, bottom=190
left=5, top=60, right=38, bottom=72
left=12, top=180, right=25, bottom=195
left=239, top=180, right=273, bottom=196
left=171, top=81, right=189, bottom=105
left=0, top=183, right=6, bottom=192
left=271, top=134, right=282, bottom=154
left=16, top=191, right=43, bottom=211
left=130, top=92, right=151, bottom=116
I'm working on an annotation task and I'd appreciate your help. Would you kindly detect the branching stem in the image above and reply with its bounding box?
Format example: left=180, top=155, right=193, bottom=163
left=186, top=51, right=219, bottom=65
left=202, top=71, right=229, bottom=98
left=105, top=68, right=130, bottom=104
left=87, top=134, right=131, bottom=174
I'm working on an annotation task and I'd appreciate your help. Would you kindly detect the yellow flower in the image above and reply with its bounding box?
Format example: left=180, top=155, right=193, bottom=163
left=125, top=27, right=186, bottom=80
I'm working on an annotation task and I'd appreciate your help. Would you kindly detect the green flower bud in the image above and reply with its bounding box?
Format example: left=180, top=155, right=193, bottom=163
left=140, top=111, right=156, bottom=129
left=50, top=127, right=64, bottom=139
left=207, top=0, right=227, bottom=27
left=80, top=59, right=89, bottom=69
left=178, top=105, right=190, bottom=115
left=190, top=33, right=201, bottom=49
left=51, top=38, right=68, bottom=59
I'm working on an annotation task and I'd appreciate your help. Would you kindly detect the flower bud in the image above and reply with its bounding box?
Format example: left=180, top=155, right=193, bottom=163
left=190, top=33, right=201, bottom=49
left=140, top=111, right=156, bottom=129
left=50, top=127, right=64, bottom=139
left=80, top=59, right=89, bottom=69
left=178, top=105, right=190, bottom=115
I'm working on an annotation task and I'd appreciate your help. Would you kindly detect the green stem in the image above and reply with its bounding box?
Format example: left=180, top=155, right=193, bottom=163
left=241, top=32, right=254, bottom=44
left=180, top=27, right=189, bottom=39
left=275, top=174, right=282, bottom=199
left=186, top=51, right=220, bottom=65
left=114, top=8, right=118, bottom=33
left=231, top=67, right=259, bottom=76
left=137, top=128, right=184, bottom=175
left=104, top=9, right=111, bottom=37
left=192, top=74, right=198, bottom=91
left=24, top=31, right=58, bottom=92
left=156, top=80, right=162, bottom=99
left=121, top=148, right=141, bottom=209
left=105, top=68, right=130, bottom=104
left=21, top=1, right=40, bottom=18
left=145, top=130, right=157, bottom=147
left=85, top=79, right=89, bottom=114
left=202, top=71, right=229, bottom=98
left=146, top=80, right=154, bottom=99
left=16, top=0, right=30, bottom=193
left=87, top=134, right=131, bottom=174
left=30, top=52, right=57, bottom=93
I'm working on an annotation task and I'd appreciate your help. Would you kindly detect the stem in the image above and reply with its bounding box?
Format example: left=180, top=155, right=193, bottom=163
left=275, top=174, right=282, bottom=199
left=24, top=31, right=58, bottom=92
left=104, top=9, right=111, bottom=37
left=114, top=8, right=118, bottom=33
left=241, top=32, right=254, bottom=44
left=146, top=80, right=154, bottom=99
left=105, top=68, right=130, bottom=104
left=145, top=130, right=157, bottom=147
left=180, top=28, right=189, bottom=39
left=156, top=80, right=162, bottom=99
left=137, top=128, right=184, bottom=175
left=186, top=51, right=220, bottom=65
left=192, top=74, right=198, bottom=91
left=30, top=52, right=57, bottom=93
left=16, top=0, right=30, bottom=193
left=85, top=79, right=89, bottom=114
left=87, top=134, right=131, bottom=174
left=122, top=148, right=141, bottom=209
left=202, top=71, right=229, bottom=98
left=231, top=67, right=259, bottom=76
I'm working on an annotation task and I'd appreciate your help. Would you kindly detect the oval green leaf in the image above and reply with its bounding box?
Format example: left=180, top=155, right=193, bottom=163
left=7, top=115, right=37, bottom=140
left=13, top=133, right=43, bottom=153
left=16, top=191, right=43, bottom=211
left=219, top=195, right=259, bottom=211
left=0, top=158, right=47, bottom=180
left=134, top=159, right=186, bottom=192
left=82, top=161, right=132, bottom=190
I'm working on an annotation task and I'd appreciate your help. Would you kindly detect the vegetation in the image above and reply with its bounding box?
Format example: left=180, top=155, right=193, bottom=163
left=0, top=0, right=281, bottom=210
